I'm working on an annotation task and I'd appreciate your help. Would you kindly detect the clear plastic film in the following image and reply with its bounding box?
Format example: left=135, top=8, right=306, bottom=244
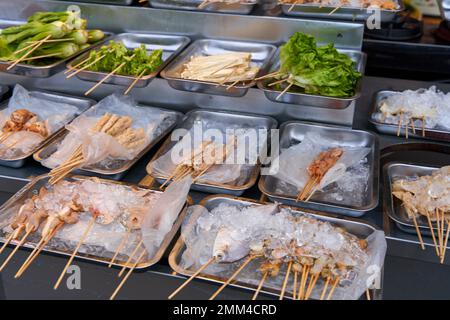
left=270, top=132, right=370, bottom=192
left=42, top=94, right=178, bottom=169
left=0, top=85, right=79, bottom=159
left=141, top=174, right=192, bottom=257
left=178, top=202, right=387, bottom=300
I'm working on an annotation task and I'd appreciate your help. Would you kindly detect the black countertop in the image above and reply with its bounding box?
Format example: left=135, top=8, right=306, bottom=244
left=1, top=75, right=450, bottom=299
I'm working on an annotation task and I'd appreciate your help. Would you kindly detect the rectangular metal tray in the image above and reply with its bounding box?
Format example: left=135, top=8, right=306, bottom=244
left=384, top=162, right=445, bottom=235
left=369, top=90, right=450, bottom=142
left=259, top=121, right=379, bottom=217
left=33, top=105, right=183, bottom=180
left=257, top=48, right=366, bottom=109
left=0, top=29, right=112, bottom=78
left=0, top=91, right=95, bottom=168
left=147, top=109, right=277, bottom=195
left=149, top=0, right=258, bottom=14
left=280, top=1, right=404, bottom=22
left=169, top=194, right=380, bottom=299
left=0, top=174, right=189, bottom=269
left=67, top=32, right=190, bottom=87
left=161, top=39, right=277, bottom=97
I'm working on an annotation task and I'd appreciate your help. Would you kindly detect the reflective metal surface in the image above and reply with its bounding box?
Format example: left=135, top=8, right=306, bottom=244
left=147, top=109, right=277, bottom=195
left=169, top=194, right=381, bottom=299
left=257, top=49, right=366, bottom=109
left=370, top=90, right=450, bottom=142
left=0, top=174, right=190, bottom=269
left=0, top=91, right=95, bottom=168
left=259, top=121, right=379, bottom=217
left=280, top=0, right=404, bottom=22
left=149, top=0, right=258, bottom=14
left=68, top=33, right=190, bottom=87
left=162, top=39, right=276, bottom=97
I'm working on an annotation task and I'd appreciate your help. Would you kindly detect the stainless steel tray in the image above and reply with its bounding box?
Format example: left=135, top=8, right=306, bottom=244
left=34, top=105, right=183, bottom=180
left=0, top=91, right=95, bottom=168
left=0, top=174, right=189, bottom=269
left=67, top=32, right=190, bottom=87
left=280, top=0, right=404, bottom=22
left=0, top=30, right=112, bottom=78
left=169, top=194, right=380, bottom=299
left=149, top=0, right=258, bottom=14
left=161, top=39, right=277, bottom=97
left=147, top=109, right=277, bottom=195
left=259, top=121, right=379, bottom=217
left=384, top=162, right=445, bottom=235
left=369, top=90, right=450, bottom=142
left=257, top=48, right=366, bottom=109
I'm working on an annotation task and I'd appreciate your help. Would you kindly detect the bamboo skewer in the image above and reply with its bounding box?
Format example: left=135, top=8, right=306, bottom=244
left=410, top=119, right=416, bottom=135
left=441, top=220, right=450, bottom=264
left=8, top=35, right=52, bottom=70
left=319, top=276, right=330, bottom=300
left=0, top=232, right=14, bottom=255
left=54, top=214, right=97, bottom=290
left=268, top=78, right=288, bottom=87
left=66, top=54, right=106, bottom=79
left=411, top=213, right=425, bottom=250
left=64, top=56, right=92, bottom=74
left=288, top=0, right=299, bottom=12
left=209, top=255, right=255, bottom=300
left=20, top=53, right=60, bottom=62
left=108, top=230, right=131, bottom=268
left=85, top=54, right=136, bottom=96
left=366, top=289, right=371, bottom=300
left=328, top=5, right=342, bottom=15
left=279, top=261, right=292, bottom=300
left=305, top=273, right=319, bottom=300
left=110, top=248, right=146, bottom=300
left=396, top=112, right=403, bottom=136
left=437, top=208, right=442, bottom=258
left=326, top=277, right=340, bottom=300
left=15, top=223, right=62, bottom=278
left=0, top=228, right=32, bottom=271
left=119, top=239, right=143, bottom=277
left=297, top=265, right=309, bottom=300
left=426, top=212, right=439, bottom=256
left=254, top=71, right=282, bottom=81
left=276, top=82, right=293, bottom=100
left=252, top=271, right=268, bottom=300
left=168, top=257, right=216, bottom=300
left=292, top=271, right=298, bottom=300
left=124, top=69, right=147, bottom=95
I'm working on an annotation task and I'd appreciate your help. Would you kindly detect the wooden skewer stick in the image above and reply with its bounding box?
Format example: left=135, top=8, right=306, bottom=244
left=159, top=166, right=183, bottom=190
left=421, top=116, right=425, bottom=137
left=304, top=183, right=319, bottom=202
left=15, top=223, right=62, bottom=278
left=0, top=232, right=15, bottom=255
left=118, top=239, right=143, bottom=277
left=426, top=212, right=440, bottom=256
left=54, top=214, right=97, bottom=290
left=252, top=271, right=268, bottom=300
left=276, top=82, right=293, bottom=100
left=410, top=119, right=416, bottom=135
left=441, top=220, right=450, bottom=264
left=110, top=248, right=146, bottom=300
left=279, top=261, right=292, bottom=300
left=436, top=208, right=442, bottom=259
left=0, top=132, right=13, bottom=144
left=124, top=69, right=147, bottom=95
left=297, top=265, right=309, bottom=300
left=326, top=277, right=340, bottom=300
left=254, top=71, right=282, bottom=81
left=319, top=276, right=330, bottom=300
left=366, top=289, right=371, bottom=300
left=288, top=0, right=299, bottom=12
left=226, top=79, right=240, bottom=91
left=20, top=53, right=60, bottom=62
left=411, top=213, right=425, bottom=250
left=108, top=230, right=131, bottom=268
left=328, top=5, right=342, bottom=15
left=396, top=112, right=403, bottom=137
left=169, top=257, right=216, bottom=300
left=305, top=273, right=319, bottom=300
left=66, top=54, right=106, bottom=79
left=297, top=178, right=312, bottom=202
left=292, top=271, right=298, bottom=300
left=64, top=56, right=92, bottom=74
left=85, top=55, right=135, bottom=96
left=440, top=209, right=445, bottom=259
left=198, top=0, right=211, bottom=9
left=268, top=78, right=288, bottom=87
left=8, top=35, right=52, bottom=70
left=13, top=42, right=41, bottom=55
left=0, top=228, right=32, bottom=271
left=209, top=255, right=255, bottom=300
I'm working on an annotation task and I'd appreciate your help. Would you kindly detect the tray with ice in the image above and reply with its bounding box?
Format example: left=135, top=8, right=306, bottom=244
left=259, top=121, right=379, bottom=217
left=370, top=87, right=450, bottom=142
left=168, top=195, right=386, bottom=300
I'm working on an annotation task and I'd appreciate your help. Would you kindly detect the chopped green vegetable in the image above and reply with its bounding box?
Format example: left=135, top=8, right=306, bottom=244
left=277, top=32, right=361, bottom=98
left=86, top=41, right=163, bottom=76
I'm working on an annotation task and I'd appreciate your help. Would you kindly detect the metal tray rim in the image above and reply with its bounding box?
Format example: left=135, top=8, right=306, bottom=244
left=33, top=105, right=184, bottom=176
left=0, top=174, right=190, bottom=269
